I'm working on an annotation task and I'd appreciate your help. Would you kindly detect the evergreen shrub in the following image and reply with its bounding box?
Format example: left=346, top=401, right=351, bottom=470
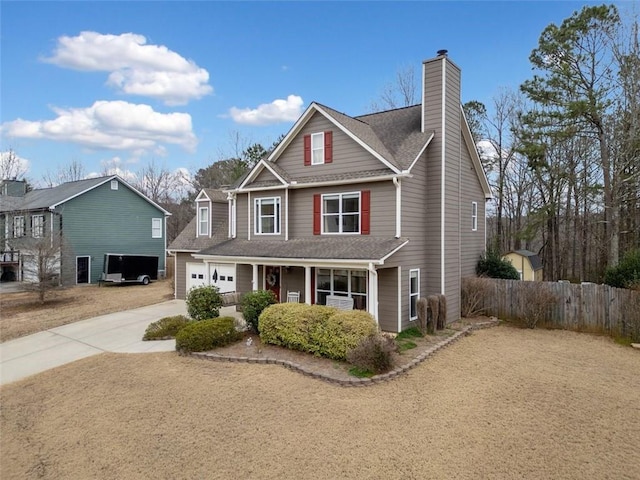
left=241, top=289, right=277, bottom=333
left=175, top=316, right=241, bottom=352
left=143, top=315, right=190, bottom=340
left=186, top=285, right=223, bottom=320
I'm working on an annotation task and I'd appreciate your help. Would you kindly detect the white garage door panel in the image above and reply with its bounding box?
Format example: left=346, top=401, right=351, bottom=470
left=186, top=262, right=236, bottom=294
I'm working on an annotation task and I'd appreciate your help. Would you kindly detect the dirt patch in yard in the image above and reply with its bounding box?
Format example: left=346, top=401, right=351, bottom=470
left=1, top=325, right=638, bottom=480
left=0, top=281, right=173, bottom=342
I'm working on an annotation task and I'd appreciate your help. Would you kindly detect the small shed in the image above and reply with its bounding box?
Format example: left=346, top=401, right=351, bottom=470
left=503, top=250, right=543, bottom=281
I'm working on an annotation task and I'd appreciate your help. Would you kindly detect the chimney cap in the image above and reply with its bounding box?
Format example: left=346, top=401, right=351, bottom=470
left=437, top=49, right=448, bottom=57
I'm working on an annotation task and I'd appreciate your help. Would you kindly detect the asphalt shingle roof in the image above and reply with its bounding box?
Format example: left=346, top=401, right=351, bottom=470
left=168, top=217, right=229, bottom=252
left=198, top=236, right=408, bottom=262
left=512, top=249, right=543, bottom=270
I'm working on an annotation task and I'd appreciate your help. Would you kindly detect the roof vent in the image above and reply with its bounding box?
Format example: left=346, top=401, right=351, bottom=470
left=437, top=49, right=448, bottom=57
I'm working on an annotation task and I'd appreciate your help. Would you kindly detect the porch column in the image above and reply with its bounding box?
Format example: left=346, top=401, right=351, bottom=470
left=304, top=266, right=312, bottom=305
left=252, top=263, right=259, bottom=291
left=367, top=264, right=379, bottom=325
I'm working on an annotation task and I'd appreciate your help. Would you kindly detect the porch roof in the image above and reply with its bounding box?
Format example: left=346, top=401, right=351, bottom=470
left=196, top=236, right=408, bottom=264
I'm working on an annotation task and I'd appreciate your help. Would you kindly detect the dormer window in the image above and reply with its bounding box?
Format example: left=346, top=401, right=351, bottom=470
left=198, top=206, right=209, bottom=236
left=304, top=131, right=333, bottom=165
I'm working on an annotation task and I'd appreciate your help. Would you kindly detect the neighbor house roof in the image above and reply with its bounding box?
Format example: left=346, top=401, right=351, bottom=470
left=0, top=175, right=170, bottom=215
left=510, top=250, right=543, bottom=271
left=197, top=236, right=408, bottom=264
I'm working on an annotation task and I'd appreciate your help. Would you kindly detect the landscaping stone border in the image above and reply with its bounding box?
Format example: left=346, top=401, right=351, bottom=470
left=183, top=319, right=500, bottom=387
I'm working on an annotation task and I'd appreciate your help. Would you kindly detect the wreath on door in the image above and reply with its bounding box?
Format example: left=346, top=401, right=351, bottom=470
left=267, top=273, right=277, bottom=287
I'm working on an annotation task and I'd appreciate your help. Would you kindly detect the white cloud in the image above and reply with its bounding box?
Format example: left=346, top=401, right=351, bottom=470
left=44, top=31, right=212, bottom=105
left=229, top=95, right=303, bottom=126
left=0, top=150, right=30, bottom=179
left=1, top=100, right=198, bottom=154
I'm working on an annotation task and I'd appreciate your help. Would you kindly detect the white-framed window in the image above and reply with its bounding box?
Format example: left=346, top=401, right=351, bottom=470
left=152, top=218, right=162, bottom=238
left=255, top=197, right=281, bottom=235
left=31, top=215, right=45, bottom=238
left=322, top=192, right=360, bottom=234
left=198, top=206, right=209, bottom=236
left=409, top=269, right=420, bottom=321
left=111, top=179, right=118, bottom=190
left=471, top=202, right=478, bottom=231
left=13, top=216, right=25, bottom=237
left=311, top=132, right=325, bottom=165
left=316, top=268, right=367, bottom=310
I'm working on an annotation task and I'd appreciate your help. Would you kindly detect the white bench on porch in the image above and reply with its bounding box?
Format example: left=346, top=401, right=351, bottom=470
left=325, top=295, right=354, bottom=310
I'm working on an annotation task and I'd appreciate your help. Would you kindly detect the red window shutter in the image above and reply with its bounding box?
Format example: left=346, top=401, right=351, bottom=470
left=313, top=194, right=321, bottom=235
left=324, top=131, right=333, bottom=163
left=304, top=134, right=311, bottom=166
left=361, top=190, right=370, bottom=235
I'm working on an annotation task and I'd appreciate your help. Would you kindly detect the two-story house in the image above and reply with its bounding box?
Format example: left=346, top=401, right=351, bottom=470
left=0, top=175, right=170, bottom=285
left=172, top=51, right=491, bottom=332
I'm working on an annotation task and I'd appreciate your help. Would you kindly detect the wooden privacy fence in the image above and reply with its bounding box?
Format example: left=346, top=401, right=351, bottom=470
left=472, top=278, right=640, bottom=335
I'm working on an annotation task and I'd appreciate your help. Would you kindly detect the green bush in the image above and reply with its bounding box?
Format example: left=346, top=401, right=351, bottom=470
left=175, top=316, right=242, bottom=353
left=604, top=249, right=640, bottom=289
left=241, top=289, right=277, bottom=333
left=143, top=315, right=190, bottom=340
left=259, top=304, right=377, bottom=361
left=476, top=248, right=520, bottom=280
left=346, top=334, right=397, bottom=375
left=186, top=285, right=223, bottom=320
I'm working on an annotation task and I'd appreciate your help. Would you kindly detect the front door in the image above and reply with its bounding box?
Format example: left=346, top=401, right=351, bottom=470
left=77, top=256, right=90, bottom=284
left=265, top=266, right=280, bottom=302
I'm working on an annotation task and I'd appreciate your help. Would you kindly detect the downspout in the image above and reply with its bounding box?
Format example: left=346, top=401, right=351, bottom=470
left=393, top=177, right=401, bottom=238
left=285, top=188, right=289, bottom=241
left=247, top=191, right=251, bottom=241
left=368, top=262, right=379, bottom=325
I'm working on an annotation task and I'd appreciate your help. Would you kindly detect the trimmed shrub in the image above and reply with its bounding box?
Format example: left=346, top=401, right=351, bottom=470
left=308, top=310, right=378, bottom=360
left=476, top=249, right=520, bottom=280
left=143, top=315, right=190, bottom=340
left=427, top=295, right=439, bottom=333
left=604, top=249, right=640, bottom=290
left=417, top=297, right=428, bottom=334
left=241, top=289, right=277, bottom=333
left=437, top=294, right=447, bottom=329
left=175, top=316, right=242, bottom=353
left=259, top=303, right=377, bottom=361
left=346, top=334, right=397, bottom=374
left=186, top=285, right=223, bottom=321
left=461, top=276, right=492, bottom=317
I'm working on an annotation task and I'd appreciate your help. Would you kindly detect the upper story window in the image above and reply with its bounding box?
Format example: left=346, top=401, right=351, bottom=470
left=110, top=179, right=118, bottom=190
left=304, top=131, right=333, bottom=166
left=322, top=192, right=360, bottom=234
left=32, top=215, right=45, bottom=238
left=152, top=218, right=162, bottom=238
left=313, top=190, right=370, bottom=235
left=471, top=201, right=478, bottom=231
left=198, top=206, right=209, bottom=236
left=13, top=216, right=25, bottom=237
left=255, top=197, right=281, bottom=235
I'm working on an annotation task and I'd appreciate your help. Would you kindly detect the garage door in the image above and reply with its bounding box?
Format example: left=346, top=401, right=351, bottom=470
left=186, top=263, right=236, bottom=294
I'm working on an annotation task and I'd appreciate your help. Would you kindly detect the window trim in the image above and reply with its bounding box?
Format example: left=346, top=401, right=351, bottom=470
left=321, top=191, right=361, bottom=235
left=316, top=268, right=367, bottom=310
left=198, top=206, right=209, bottom=237
left=110, top=179, right=118, bottom=190
left=31, top=214, right=45, bottom=238
left=409, top=269, right=420, bottom=321
left=471, top=201, right=478, bottom=231
left=13, top=216, right=25, bottom=238
left=254, top=196, right=281, bottom=235
left=311, top=132, right=325, bottom=165
left=151, top=218, right=162, bottom=239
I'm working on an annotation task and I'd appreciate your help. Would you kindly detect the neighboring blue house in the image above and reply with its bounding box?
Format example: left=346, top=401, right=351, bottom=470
left=0, top=175, right=170, bottom=285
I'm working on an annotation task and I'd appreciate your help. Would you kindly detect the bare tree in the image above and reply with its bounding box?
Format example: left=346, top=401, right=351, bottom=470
left=136, top=159, right=182, bottom=203
left=0, top=149, right=28, bottom=180
left=42, top=159, right=87, bottom=187
left=15, top=232, right=65, bottom=303
left=369, top=65, right=419, bottom=112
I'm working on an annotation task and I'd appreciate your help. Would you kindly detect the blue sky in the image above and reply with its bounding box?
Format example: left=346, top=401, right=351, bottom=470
left=0, top=1, right=623, bottom=188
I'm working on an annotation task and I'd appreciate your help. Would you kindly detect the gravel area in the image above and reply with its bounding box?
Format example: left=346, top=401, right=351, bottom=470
left=1, top=325, right=638, bottom=479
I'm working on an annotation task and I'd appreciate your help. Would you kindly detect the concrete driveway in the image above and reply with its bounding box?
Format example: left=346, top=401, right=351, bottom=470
left=0, top=300, right=238, bottom=386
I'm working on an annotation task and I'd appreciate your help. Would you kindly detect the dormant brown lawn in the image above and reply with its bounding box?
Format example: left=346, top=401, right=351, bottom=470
left=2, top=326, right=638, bottom=479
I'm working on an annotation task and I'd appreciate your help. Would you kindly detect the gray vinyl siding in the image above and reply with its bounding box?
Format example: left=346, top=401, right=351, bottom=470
left=236, top=263, right=254, bottom=294
left=174, top=251, right=198, bottom=299
left=56, top=181, right=166, bottom=284
left=277, top=113, right=383, bottom=178
left=281, top=266, right=305, bottom=303
left=236, top=194, right=248, bottom=239
left=212, top=201, right=227, bottom=223
left=377, top=267, right=399, bottom=332
left=288, top=181, right=396, bottom=238
left=253, top=167, right=281, bottom=184
left=460, top=136, right=486, bottom=276
left=443, top=62, right=462, bottom=322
